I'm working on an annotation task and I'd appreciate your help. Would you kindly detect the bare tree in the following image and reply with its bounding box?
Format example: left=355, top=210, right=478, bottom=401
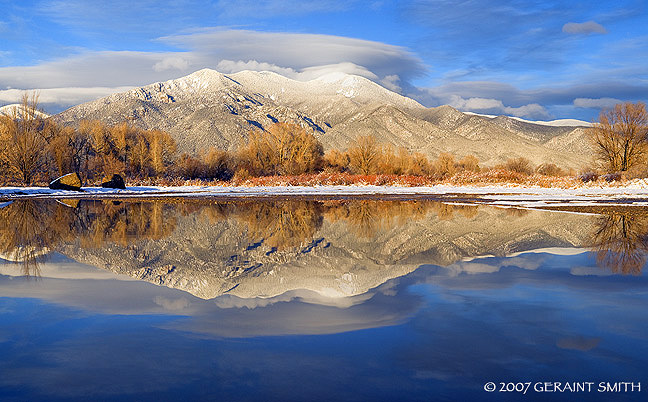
left=0, top=93, right=47, bottom=184
left=589, top=101, right=648, bottom=173
left=238, top=123, right=323, bottom=176
left=348, top=135, right=381, bottom=175
left=505, top=157, right=534, bottom=175
left=432, top=152, right=457, bottom=177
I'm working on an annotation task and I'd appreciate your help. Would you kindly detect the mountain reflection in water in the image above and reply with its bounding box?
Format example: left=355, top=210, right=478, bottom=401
left=0, top=199, right=646, bottom=289
left=1, top=199, right=647, bottom=402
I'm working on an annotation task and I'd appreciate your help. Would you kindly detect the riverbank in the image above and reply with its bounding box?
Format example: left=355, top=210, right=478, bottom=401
left=2, top=179, right=648, bottom=209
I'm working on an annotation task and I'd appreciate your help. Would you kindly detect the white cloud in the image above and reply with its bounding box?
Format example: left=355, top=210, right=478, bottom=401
left=153, top=56, right=190, bottom=72
left=0, top=86, right=134, bottom=106
left=447, top=95, right=550, bottom=119
left=215, top=60, right=299, bottom=78
left=504, top=103, right=549, bottom=119
left=573, top=97, right=622, bottom=109
left=380, top=74, right=402, bottom=92
left=449, top=96, right=502, bottom=110
left=562, top=21, right=608, bottom=35
left=215, top=60, right=381, bottom=82
left=159, top=29, right=425, bottom=83
left=298, top=63, right=379, bottom=81
left=0, top=29, right=425, bottom=110
left=0, top=51, right=196, bottom=89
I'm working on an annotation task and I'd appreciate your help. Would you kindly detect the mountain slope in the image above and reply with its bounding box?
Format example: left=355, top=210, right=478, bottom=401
left=55, top=69, right=423, bottom=154
left=55, top=68, right=593, bottom=169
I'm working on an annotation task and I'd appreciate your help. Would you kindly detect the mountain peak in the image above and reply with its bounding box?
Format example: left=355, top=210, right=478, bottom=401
left=55, top=67, right=591, bottom=170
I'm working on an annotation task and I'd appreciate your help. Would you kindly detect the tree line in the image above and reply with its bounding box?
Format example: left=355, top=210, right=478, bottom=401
left=0, top=95, right=485, bottom=185
left=0, top=94, right=177, bottom=185
left=1, top=94, right=647, bottom=185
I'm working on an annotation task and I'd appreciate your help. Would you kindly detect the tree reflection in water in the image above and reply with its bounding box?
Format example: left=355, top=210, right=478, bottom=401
left=590, top=209, right=648, bottom=275
left=0, top=200, right=67, bottom=277
left=4, top=198, right=646, bottom=278
left=323, top=200, right=477, bottom=238
left=0, top=200, right=178, bottom=276
left=1, top=199, right=476, bottom=275
left=235, top=201, right=324, bottom=250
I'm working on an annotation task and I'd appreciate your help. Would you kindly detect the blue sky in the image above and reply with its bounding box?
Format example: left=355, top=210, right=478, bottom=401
left=0, top=0, right=646, bottom=121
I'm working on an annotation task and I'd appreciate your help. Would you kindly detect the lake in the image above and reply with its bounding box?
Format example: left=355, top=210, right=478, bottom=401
left=0, top=199, right=646, bottom=401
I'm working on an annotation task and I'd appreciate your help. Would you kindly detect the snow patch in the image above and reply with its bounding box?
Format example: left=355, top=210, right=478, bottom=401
left=0, top=104, right=50, bottom=119
left=465, top=111, right=591, bottom=127
left=4, top=182, right=648, bottom=211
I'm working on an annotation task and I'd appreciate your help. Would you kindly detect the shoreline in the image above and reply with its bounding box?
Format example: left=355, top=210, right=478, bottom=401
left=2, top=183, right=648, bottom=209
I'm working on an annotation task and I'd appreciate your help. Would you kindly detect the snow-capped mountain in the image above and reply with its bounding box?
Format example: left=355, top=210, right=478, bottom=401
left=0, top=103, right=51, bottom=119
left=55, top=68, right=593, bottom=168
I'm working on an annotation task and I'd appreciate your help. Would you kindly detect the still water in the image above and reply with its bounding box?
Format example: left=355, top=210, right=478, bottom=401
left=0, top=199, right=646, bottom=401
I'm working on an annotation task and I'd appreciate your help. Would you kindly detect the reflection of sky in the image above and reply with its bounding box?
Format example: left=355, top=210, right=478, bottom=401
left=1, top=251, right=647, bottom=401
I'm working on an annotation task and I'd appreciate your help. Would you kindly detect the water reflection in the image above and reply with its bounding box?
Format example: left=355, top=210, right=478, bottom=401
left=1, top=200, right=647, bottom=401
left=237, top=201, right=323, bottom=249
left=0, top=199, right=647, bottom=290
left=0, top=200, right=178, bottom=277
left=590, top=208, right=648, bottom=275
left=0, top=200, right=61, bottom=277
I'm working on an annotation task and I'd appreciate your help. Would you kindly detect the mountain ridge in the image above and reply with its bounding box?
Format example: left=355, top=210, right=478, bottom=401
left=54, top=68, right=593, bottom=169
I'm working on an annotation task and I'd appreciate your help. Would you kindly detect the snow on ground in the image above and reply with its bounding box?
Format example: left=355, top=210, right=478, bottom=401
left=3, top=180, right=648, bottom=209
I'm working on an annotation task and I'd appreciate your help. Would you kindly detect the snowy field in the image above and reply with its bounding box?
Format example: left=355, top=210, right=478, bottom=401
left=3, top=181, right=648, bottom=209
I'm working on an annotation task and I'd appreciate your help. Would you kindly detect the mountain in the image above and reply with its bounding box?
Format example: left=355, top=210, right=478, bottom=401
left=55, top=68, right=593, bottom=169
left=0, top=103, right=50, bottom=119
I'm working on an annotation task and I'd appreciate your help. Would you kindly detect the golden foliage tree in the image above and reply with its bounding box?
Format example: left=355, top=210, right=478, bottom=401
left=348, top=135, right=381, bottom=175
left=0, top=93, right=49, bottom=184
left=589, top=101, right=648, bottom=173
left=238, top=123, right=323, bottom=176
left=432, top=152, right=457, bottom=177
left=458, top=154, right=480, bottom=172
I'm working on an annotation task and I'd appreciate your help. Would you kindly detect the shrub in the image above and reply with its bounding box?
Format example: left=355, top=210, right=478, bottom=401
left=432, top=152, right=457, bottom=177
left=204, top=148, right=233, bottom=180
left=231, top=168, right=251, bottom=184
left=458, top=154, right=480, bottom=172
left=348, top=135, right=380, bottom=175
left=176, top=154, right=205, bottom=179
left=505, top=157, right=534, bottom=175
left=323, top=149, right=350, bottom=172
left=536, top=163, right=564, bottom=176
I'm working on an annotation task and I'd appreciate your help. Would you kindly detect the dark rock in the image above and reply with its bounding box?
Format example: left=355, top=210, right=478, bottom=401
left=578, top=172, right=599, bottom=183
left=49, top=173, right=83, bottom=191
left=101, top=174, right=126, bottom=189
left=601, top=173, right=622, bottom=182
